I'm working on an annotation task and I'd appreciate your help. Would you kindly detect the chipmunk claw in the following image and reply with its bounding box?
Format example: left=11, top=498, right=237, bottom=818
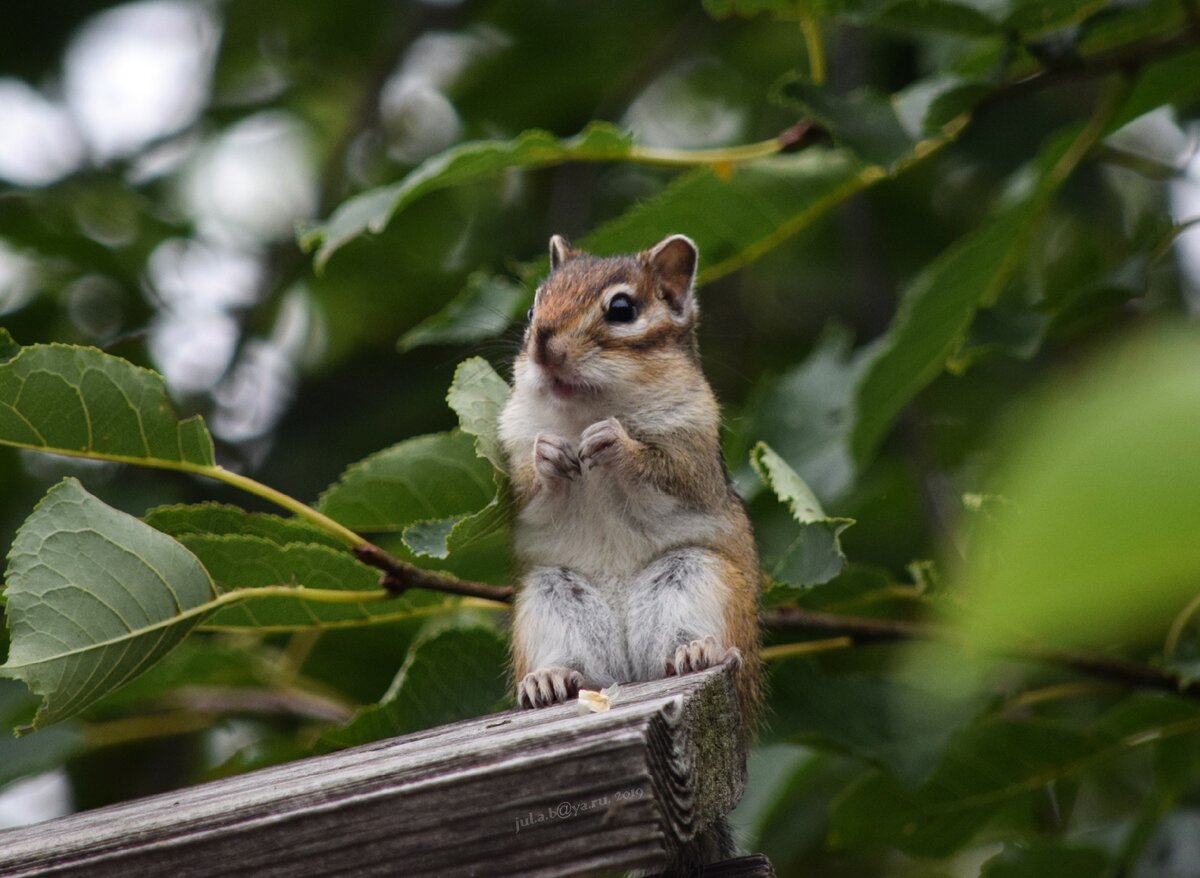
left=666, top=636, right=742, bottom=676
left=534, top=433, right=580, bottom=484
left=518, top=666, right=586, bottom=709
left=579, top=417, right=631, bottom=470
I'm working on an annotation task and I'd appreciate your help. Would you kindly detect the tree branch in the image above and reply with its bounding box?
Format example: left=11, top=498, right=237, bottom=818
left=763, top=607, right=1200, bottom=700
left=353, top=543, right=513, bottom=604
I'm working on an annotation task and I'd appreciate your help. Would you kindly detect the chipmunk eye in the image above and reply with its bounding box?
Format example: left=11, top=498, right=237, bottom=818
left=527, top=306, right=534, bottom=322
left=605, top=293, right=637, bottom=324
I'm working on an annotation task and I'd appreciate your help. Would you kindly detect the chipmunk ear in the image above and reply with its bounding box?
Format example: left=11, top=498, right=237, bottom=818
left=549, top=235, right=576, bottom=271
left=645, top=234, right=698, bottom=317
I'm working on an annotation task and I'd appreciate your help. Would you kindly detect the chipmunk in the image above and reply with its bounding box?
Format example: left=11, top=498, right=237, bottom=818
left=499, top=233, right=762, bottom=735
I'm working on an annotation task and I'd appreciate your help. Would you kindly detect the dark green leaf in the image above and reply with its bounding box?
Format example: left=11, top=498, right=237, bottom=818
left=318, top=431, right=496, bottom=537
left=144, top=503, right=345, bottom=550
left=2, top=479, right=216, bottom=729
left=305, top=123, right=634, bottom=269
left=397, top=273, right=528, bottom=353
left=318, top=623, right=509, bottom=749
left=981, top=843, right=1111, bottom=877
left=751, top=442, right=853, bottom=592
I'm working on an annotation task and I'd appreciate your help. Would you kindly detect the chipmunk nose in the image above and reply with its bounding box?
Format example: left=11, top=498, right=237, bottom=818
left=533, top=326, right=567, bottom=369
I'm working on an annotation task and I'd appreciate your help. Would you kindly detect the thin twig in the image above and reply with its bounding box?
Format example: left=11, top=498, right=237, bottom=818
left=763, top=607, right=1200, bottom=699
left=353, top=543, right=513, bottom=604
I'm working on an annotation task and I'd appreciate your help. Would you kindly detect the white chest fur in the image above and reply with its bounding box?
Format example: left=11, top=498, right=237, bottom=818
left=500, top=381, right=722, bottom=583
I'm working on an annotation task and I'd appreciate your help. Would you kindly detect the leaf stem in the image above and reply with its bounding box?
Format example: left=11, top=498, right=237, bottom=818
left=799, top=12, right=825, bottom=84
left=200, top=465, right=366, bottom=548
left=762, top=637, right=852, bottom=661
left=627, top=137, right=785, bottom=167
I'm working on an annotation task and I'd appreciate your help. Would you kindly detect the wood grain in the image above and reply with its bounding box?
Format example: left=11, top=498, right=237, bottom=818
left=0, top=666, right=747, bottom=878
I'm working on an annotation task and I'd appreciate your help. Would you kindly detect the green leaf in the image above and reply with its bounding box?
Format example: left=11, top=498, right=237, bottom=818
left=318, top=623, right=509, bottom=749
left=304, top=123, right=634, bottom=269
left=0, top=336, right=214, bottom=468
left=2, top=478, right=217, bottom=729
left=446, top=356, right=510, bottom=472
left=399, top=148, right=878, bottom=352
left=751, top=442, right=853, bottom=591
left=0, top=328, right=19, bottom=363
left=851, top=196, right=1041, bottom=465
left=960, top=327, right=1200, bottom=649
left=768, top=655, right=984, bottom=784
left=581, top=148, right=875, bottom=285
left=178, top=535, right=440, bottom=631
left=831, top=718, right=1089, bottom=856
left=778, top=76, right=972, bottom=170
left=746, top=326, right=872, bottom=501
left=144, top=502, right=345, bottom=550
left=317, top=431, right=496, bottom=536
left=397, top=273, right=528, bottom=353
left=831, top=695, right=1200, bottom=856
left=981, top=843, right=1111, bottom=877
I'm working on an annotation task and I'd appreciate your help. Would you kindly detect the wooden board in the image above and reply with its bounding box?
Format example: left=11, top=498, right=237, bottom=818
left=0, top=666, right=747, bottom=877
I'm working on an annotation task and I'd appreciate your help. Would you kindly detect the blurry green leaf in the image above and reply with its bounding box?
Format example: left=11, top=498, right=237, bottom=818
left=763, top=563, right=906, bottom=611
left=144, top=503, right=344, bottom=550
left=401, top=149, right=877, bottom=352
left=851, top=198, right=1040, bottom=464
left=0, top=679, right=82, bottom=787
left=0, top=328, right=19, bottom=363
left=1110, top=46, right=1200, bottom=130
left=318, top=623, right=509, bottom=750
left=747, top=326, right=871, bottom=500
left=582, top=149, right=874, bottom=284
left=2, top=479, right=216, bottom=730
left=832, top=695, right=1200, bottom=856
left=179, top=535, right=438, bottom=631
left=0, top=334, right=214, bottom=468
left=85, top=638, right=264, bottom=714
left=446, top=356, right=510, bottom=472
left=960, top=328, right=1200, bottom=649
left=831, top=718, right=1088, bottom=855
left=1077, top=0, right=1185, bottom=55
left=752, top=442, right=853, bottom=591
left=779, top=76, right=972, bottom=170
left=318, top=431, right=496, bottom=535
left=768, top=656, right=983, bottom=783
left=398, top=273, right=528, bottom=353
left=980, top=843, right=1111, bottom=877
left=305, top=123, right=634, bottom=269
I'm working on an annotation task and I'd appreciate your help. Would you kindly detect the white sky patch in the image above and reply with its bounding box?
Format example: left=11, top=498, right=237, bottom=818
left=180, top=111, right=317, bottom=244
left=1168, top=149, right=1200, bottom=313
left=380, top=28, right=507, bottom=164
left=623, top=61, right=746, bottom=149
left=0, top=80, right=84, bottom=186
left=0, top=771, right=73, bottom=830
left=145, top=237, right=263, bottom=394
left=63, top=0, right=219, bottom=162
left=0, top=240, right=40, bottom=316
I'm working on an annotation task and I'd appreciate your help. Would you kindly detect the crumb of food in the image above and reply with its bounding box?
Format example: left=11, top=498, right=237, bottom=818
left=576, top=684, right=620, bottom=714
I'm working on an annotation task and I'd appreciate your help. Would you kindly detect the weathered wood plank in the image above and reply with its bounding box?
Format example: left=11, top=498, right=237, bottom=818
left=0, top=666, right=746, bottom=877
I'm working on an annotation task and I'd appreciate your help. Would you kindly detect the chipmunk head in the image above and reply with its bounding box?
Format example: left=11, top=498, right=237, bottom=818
left=518, top=234, right=700, bottom=402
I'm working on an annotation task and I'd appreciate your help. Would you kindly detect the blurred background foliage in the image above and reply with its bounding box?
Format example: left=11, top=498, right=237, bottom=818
left=2, top=0, right=1200, bottom=874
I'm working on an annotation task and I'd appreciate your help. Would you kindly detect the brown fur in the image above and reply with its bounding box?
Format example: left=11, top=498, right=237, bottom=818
left=508, top=237, right=762, bottom=731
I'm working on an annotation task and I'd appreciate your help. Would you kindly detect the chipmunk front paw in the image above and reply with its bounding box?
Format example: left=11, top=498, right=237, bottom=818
left=533, top=433, right=580, bottom=487
left=517, top=665, right=586, bottom=709
left=579, top=417, right=638, bottom=471
left=666, top=636, right=742, bottom=676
